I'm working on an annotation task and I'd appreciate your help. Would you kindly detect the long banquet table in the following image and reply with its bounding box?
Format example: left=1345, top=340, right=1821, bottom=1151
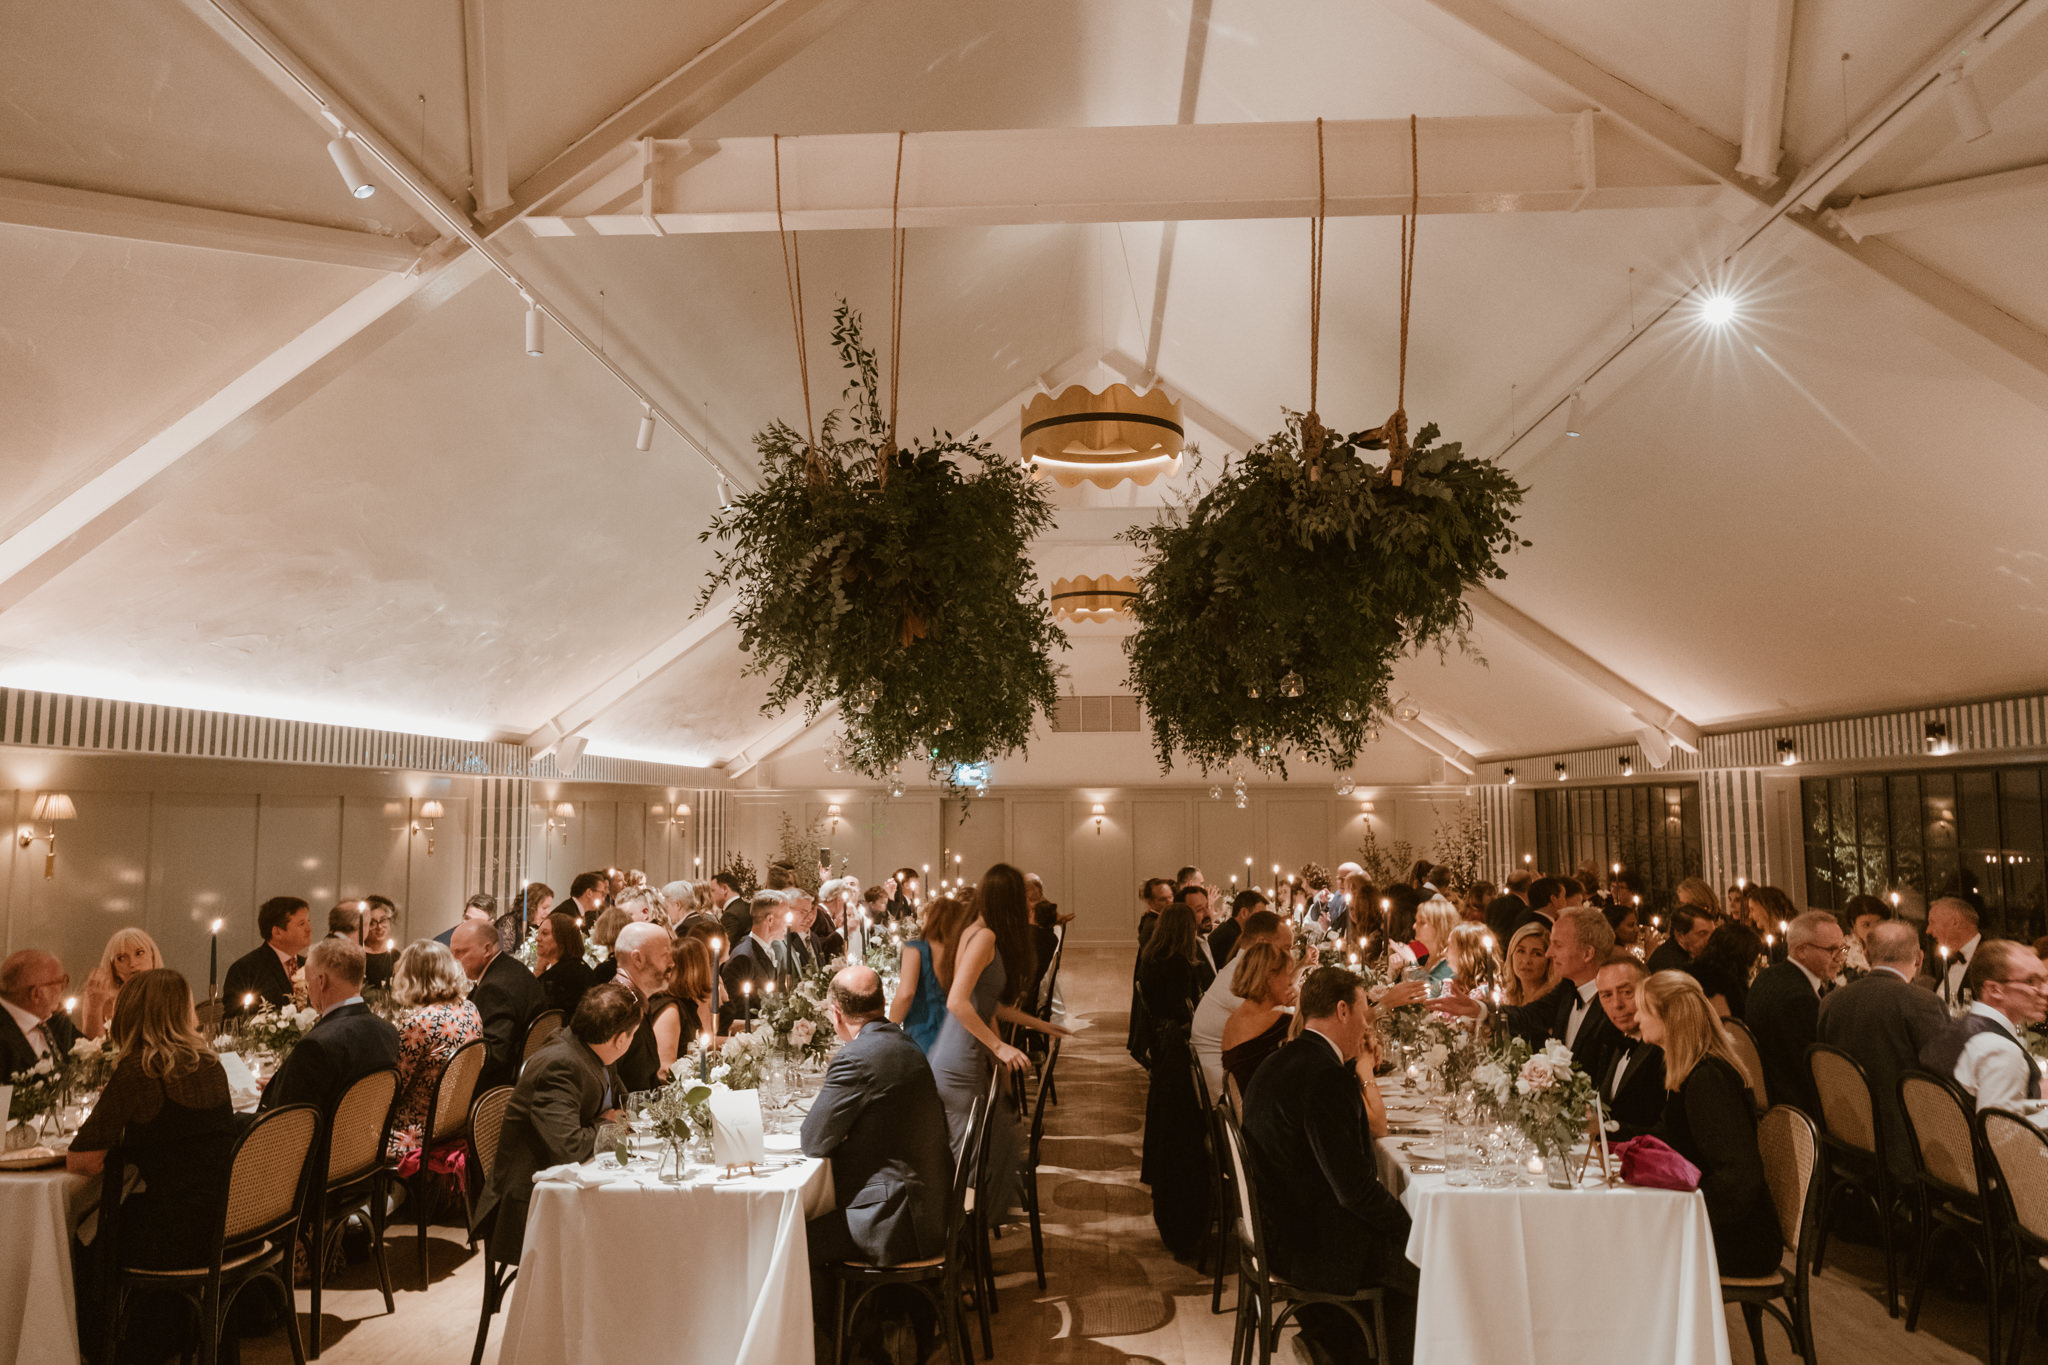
left=0, top=1166, right=94, bottom=1365
left=1379, top=1087, right=1733, bottom=1365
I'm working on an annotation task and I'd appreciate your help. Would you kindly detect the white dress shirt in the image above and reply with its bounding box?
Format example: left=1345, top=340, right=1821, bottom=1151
left=1940, top=934, right=1984, bottom=1007
left=3, top=997, right=51, bottom=1059
left=1955, top=1001, right=2044, bottom=1115
left=1563, top=978, right=1599, bottom=1049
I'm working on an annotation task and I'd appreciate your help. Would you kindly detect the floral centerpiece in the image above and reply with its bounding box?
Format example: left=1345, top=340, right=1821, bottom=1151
left=66, top=1035, right=118, bottom=1094
left=235, top=1001, right=320, bottom=1061
left=6, top=1054, right=66, bottom=1141
left=709, top=1027, right=770, bottom=1093
left=1499, top=1036, right=1606, bottom=1187
left=644, top=1075, right=715, bottom=1180
left=757, top=962, right=837, bottom=1065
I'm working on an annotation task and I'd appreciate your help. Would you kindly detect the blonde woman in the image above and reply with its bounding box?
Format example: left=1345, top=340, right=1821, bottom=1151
left=1502, top=921, right=1556, bottom=1006
left=80, top=927, right=163, bottom=1039
left=1413, top=897, right=1462, bottom=993
left=1444, top=923, right=1498, bottom=999
left=1220, top=942, right=1296, bottom=1094
left=1635, top=971, right=1779, bottom=1277
left=1674, top=877, right=1721, bottom=919
left=387, top=940, right=482, bottom=1156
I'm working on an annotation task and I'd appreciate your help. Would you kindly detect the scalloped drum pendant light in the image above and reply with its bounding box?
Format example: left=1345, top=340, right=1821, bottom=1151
left=1020, top=384, right=1184, bottom=489
left=1049, top=574, right=1139, bottom=623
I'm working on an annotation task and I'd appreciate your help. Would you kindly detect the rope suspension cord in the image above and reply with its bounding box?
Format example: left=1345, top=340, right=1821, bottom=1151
left=1303, top=117, right=1328, bottom=475
left=1390, top=112, right=1419, bottom=485
left=883, top=130, right=908, bottom=486
left=773, top=134, right=819, bottom=480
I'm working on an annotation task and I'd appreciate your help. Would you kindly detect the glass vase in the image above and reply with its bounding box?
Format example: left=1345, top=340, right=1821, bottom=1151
left=658, top=1140, right=687, bottom=1184
left=1540, top=1133, right=1586, bottom=1190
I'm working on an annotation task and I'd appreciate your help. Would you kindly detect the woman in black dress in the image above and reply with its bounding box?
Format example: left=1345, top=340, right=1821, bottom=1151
left=1219, top=941, right=1296, bottom=1096
left=1136, top=903, right=1216, bottom=1259
left=535, top=912, right=599, bottom=1020
left=1685, top=922, right=1767, bottom=1019
left=1637, top=970, right=1782, bottom=1278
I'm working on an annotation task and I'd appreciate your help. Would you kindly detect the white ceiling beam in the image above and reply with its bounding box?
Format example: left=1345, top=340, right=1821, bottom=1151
left=491, top=0, right=859, bottom=233
left=1467, top=589, right=1701, bottom=752
left=521, top=115, right=1723, bottom=236
left=0, top=175, right=427, bottom=271
left=1826, top=161, right=2048, bottom=239
left=461, top=0, right=511, bottom=215
left=1388, top=715, right=1477, bottom=775
left=523, top=592, right=740, bottom=751
left=960, top=348, right=1104, bottom=444
left=1099, top=350, right=1261, bottom=453
left=0, top=243, right=488, bottom=615
left=1736, top=0, right=1796, bottom=184
left=726, top=702, right=840, bottom=779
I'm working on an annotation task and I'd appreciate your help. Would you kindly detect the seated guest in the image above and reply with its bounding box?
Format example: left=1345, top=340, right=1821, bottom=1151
left=1192, top=901, right=1283, bottom=1096
left=473, top=985, right=637, bottom=1267
left=1220, top=942, right=1297, bottom=1096
left=1243, top=966, right=1417, bottom=1364
left=561, top=872, right=608, bottom=932
left=1594, top=955, right=1665, bottom=1140
left=2, top=949, right=78, bottom=1076
left=1138, top=903, right=1215, bottom=1258
left=362, top=895, right=398, bottom=989
left=1637, top=971, right=1781, bottom=1279
left=813, top=878, right=856, bottom=962
left=781, top=893, right=825, bottom=975
left=1174, top=882, right=1219, bottom=972
left=1921, top=938, right=2048, bottom=1113
left=80, top=928, right=162, bottom=1040
left=534, top=912, right=599, bottom=1019
left=435, top=894, right=498, bottom=947
left=718, top=892, right=787, bottom=1032
left=1411, top=897, right=1461, bottom=991
left=1483, top=871, right=1533, bottom=947
left=1434, top=907, right=1620, bottom=1078
left=327, top=901, right=366, bottom=948
left=452, top=920, right=545, bottom=1091
left=503, top=883, right=554, bottom=954
left=1819, top=921, right=1948, bottom=1185
left=1501, top=922, right=1556, bottom=1007
left=1504, top=876, right=1565, bottom=939
left=1841, top=893, right=1892, bottom=955
left=671, top=932, right=717, bottom=1048
left=1602, top=899, right=1642, bottom=951
left=612, top=921, right=682, bottom=1093
left=1647, top=905, right=1712, bottom=975
left=1744, top=910, right=1844, bottom=1115
left=386, top=940, right=482, bottom=1156
left=1686, top=921, right=1767, bottom=1018
left=222, top=896, right=312, bottom=1020
left=1923, top=896, right=1985, bottom=1012
left=1207, top=888, right=1259, bottom=969
left=1674, top=876, right=1723, bottom=919
left=801, top=966, right=954, bottom=1273
left=260, top=937, right=400, bottom=1116
left=887, top=895, right=962, bottom=1053
left=710, top=872, right=751, bottom=948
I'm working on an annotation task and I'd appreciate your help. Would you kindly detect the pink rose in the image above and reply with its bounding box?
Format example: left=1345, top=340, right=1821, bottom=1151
left=1518, top=1056, right=1556, bottom=1092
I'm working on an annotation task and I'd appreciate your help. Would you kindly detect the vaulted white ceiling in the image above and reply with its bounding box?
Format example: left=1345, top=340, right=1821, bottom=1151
left=4, top=0, right=2047, bottom=787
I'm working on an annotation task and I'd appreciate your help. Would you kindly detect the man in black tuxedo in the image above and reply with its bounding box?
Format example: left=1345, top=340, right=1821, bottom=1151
left=1207, top=888, right=1259, bottom=968
left=710, top=872, right=751, bottom=950
left=260, top=938, right=399, bottom=1116
left=801, top=966, right=954, bottom=1267
left=453, top=920, right=545, bottom=1090
left=1818, top=921, right=1948, bottom=1185
left=1435, top=906, right=1621, bottom=1080
left=1128, top=878, right=1174, bottom=1067
left=781, top=893, right=824, bottom=976
left=1484, top=870, right=1534, bottom=947
left=1594, top=955, right=1666, bottom=1141
left=1244, top=966, right=1416, bottom=1365
left=0, top=949, right=78, bottom=1077
left=561, top=873, right=608, bottom=931
left=1647, top=906, right=1713, bottom=975
left=1503, top=877, right=1566, bottom=941
left=1745, top=910, right=1845, bottom=1115
left=474, top=984, right=637, bottom=1266
left=720, top=892, right=787, bottom=1032
left=222, top=897, right=313, bottom=1021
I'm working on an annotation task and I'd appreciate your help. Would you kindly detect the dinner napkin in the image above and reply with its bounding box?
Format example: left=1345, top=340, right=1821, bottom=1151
left=533, top=1161, right=639, bottom=1187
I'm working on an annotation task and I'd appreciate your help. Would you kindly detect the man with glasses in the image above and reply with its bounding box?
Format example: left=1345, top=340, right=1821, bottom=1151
left=0, top=949, right=77, bottom=1076
left=1744, top=910, right=1845, bottom=1114
left=1922, top=938, right=2048, bottom=1115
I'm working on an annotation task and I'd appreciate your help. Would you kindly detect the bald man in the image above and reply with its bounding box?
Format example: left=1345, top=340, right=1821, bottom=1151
left=454, top=918, right=545, bottom=1089
left=0, top=949, right=77, bottom=1076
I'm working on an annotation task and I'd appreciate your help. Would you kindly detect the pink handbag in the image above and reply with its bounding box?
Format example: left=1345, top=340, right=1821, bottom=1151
left=1612, top=1136, right=1701, bottom=1191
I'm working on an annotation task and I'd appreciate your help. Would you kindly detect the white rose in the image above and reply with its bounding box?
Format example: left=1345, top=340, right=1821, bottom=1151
left=1542, top=1039, right=1575, bottom=1070
left=32, top=1057, right=55, bottom=1076
left=70, top=1038, right=99, bottom=1058
left=789, top=1019, right=815, bottom=1047
left=1518, top=1056, right=1556, bottom=1092
left=296, top=1008, right=320, bottom=1029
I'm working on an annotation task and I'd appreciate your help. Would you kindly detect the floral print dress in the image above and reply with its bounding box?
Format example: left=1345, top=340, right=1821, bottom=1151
left=388, top=1000, right=483, bottom=1156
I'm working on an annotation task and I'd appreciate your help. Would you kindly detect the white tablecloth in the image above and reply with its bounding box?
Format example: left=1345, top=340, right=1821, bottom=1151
left=497, top=1154, right=834, bottom=1365
left=0, top=1167, right=93, bottom=1365
left=1383, top=1130, right=1732, bottom=1365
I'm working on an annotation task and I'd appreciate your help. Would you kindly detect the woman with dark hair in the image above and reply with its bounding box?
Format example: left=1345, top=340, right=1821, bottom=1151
left=1602, top=899, right=1642, bottom=950
left=669, top=933, right=715, bottom=1047
left=927, top=864, right=1069, bottom=1218
left=535, top=911, right=598, bottom=1019
left=1686, top=921, right=1768, bottom=1019
left=886, top=866, right=922, bottom=920
left=1137, top=901, right=1215, bottom=1258
left=500, top=882, right=554, bottom=953
left=1384, top=884, right=1423, bottom=958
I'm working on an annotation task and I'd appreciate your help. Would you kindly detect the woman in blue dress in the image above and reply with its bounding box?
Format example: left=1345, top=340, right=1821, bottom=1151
left=888, top=894, right=966, bottom=1052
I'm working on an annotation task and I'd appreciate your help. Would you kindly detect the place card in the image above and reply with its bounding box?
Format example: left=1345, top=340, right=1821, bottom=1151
left=709, top=1086, right=766, bottom=1169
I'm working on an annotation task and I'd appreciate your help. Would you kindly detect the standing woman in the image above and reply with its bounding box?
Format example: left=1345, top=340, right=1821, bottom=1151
left=80, top=928, right=164, bottom=1040
left=1136, top=902, right=1216, bottom=1258
left=926, top=865, right=1068, bottom=1220
left=889, top=894, right=963, bottom=1052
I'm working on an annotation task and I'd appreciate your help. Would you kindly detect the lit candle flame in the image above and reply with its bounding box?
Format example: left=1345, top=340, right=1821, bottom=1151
left=210, top=918, right=224, bottom=934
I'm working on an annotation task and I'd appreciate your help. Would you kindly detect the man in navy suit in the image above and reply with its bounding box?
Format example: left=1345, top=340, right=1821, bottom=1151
left=222, top=897, right=314, bottom=1021
left=453, top=921, right=545, bottom=1090
left=260, top=937, right=399, bottom=1116
left=719, top=892, right=787, bottom=1032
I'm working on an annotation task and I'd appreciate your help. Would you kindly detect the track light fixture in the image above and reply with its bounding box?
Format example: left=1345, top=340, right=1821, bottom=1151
left=635, top=404, right=655, bottom=452
left=1944, top=66, right=1994, bottom=143
left=524, top=302, right=545, bottom=357
left=1925, top=719, right=1952, bottom=755
left=1775, top=737, right=1799, bottom=766
left=1619, top=753, right=1634, bottom=777
left=1503, top=767, right=1515, bottom=785
left=1565, top=389, right=1585, bottom=438
left=1554, top=762, right=1567, bottom=782
left=325, top=136, right=376, bottom=199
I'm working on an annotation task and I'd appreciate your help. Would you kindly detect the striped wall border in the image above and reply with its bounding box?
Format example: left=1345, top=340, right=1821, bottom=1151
left=1701, top=769, right=1769, bottom=892
left=1477, top=783, right=1516, bottom=885
left=478, top=777, right=531, bottom=909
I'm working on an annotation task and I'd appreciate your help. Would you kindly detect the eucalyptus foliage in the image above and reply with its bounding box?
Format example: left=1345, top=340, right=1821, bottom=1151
left=700, top=305, right=1064, bottom=784
left=1123, top=414, right=1526, bottom=776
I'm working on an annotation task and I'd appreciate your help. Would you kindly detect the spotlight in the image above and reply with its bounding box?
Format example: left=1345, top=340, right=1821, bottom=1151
left=326, top=137, right=376, bottom=199
left=1945, top=67, right=1993, bottom=143
left=1775, top=738, right=1799, bottom=766
left=1554, top=762, right=1567, bottom=782
left=635, top=404, right=655, bottom=452
left=1925, top=719, right=1951, bottom=755
left=1619, top=754, right=1634, bottom=777
left=1700, top=293, right=1737, bottom=327
left=1565, top=389, right=1585, bottom=438
left=1503, top=767, right=1516, bottom=786
left=524, top=302, right=545, bottom=357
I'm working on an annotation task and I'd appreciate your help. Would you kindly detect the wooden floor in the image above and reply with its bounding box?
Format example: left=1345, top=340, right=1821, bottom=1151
left=252, top=947, right=1996, bottom=1365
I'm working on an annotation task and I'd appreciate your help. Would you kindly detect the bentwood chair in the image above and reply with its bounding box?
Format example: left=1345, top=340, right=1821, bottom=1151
left=389, top=1037, right=486, bottom=1282
left=816, top=1080, right=991, bottom=1365
left=966, top=1064, right=1006, bottom=1355
left=521, top=1010, right=564, bottom=1064
left=1019, top=1039, right=1064, bottom=1291
left=1186, top=1051, right=1230, bottom=1314
left=1724, top=1019, right=1771, bottom=1113
left=465, top=1086, right=516, bottom=1365
left=1900, top=1071, right=2001, bottom=1363
left=100, top=1103, right=322, bottom=1365
left=1980, top=1106, right=2048, bottom=1364
left=1807, top=1042, right=1908, bottom=1315
left=1223, top=1072, right=1246, bottom=1124
left=1719, top=1105, right=1821, bottom=1362
left=1218, top=1106, right=1388, bottom=1365
left=307, top=1067, right=400, bottom=1357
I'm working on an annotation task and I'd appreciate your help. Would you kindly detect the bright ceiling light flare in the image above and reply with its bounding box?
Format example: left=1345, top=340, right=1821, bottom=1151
left=1699, top=293, right=1738, bottom=327
left=325, top=136, right=376, bottom=199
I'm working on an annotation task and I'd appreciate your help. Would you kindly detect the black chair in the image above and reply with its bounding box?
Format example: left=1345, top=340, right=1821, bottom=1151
left=1981, top=1106, right=2048, bottom=1364
left=1899, top=1070, right=2001, bottom=1363
left=100, top=1102, right=323, bottom=1365
left=1806, top=1041, right=1908, bottom=1316
left=1018, top=1039, right=1063, bottom=1290
left=307, top=1067, right=399, bottom=1357
left=966, top=1065, right=1005, bottom=1356
left=816, top=1078, right=991, bottom=1365
left=388, top=1036, right=485, bottom=1282
left=1217, top=1105, right=1388, bottom=1365
left=465, top=1085, right=517, bottom=1365
left=521, top=1009, right=564, bottom=1064
left=1186, top=1050, right=1230, bottom=1314
left=1719, top=1105, right=1821, bottom=1362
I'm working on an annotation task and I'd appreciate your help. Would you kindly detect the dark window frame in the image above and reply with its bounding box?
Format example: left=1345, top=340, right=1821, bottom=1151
left=1533, top=781, right=1702, bottom=915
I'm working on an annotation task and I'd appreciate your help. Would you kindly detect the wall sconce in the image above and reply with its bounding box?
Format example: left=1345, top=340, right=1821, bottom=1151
left=1925, top=719, right=1951, bottom=755
left=1359, top=800, right=1375, bottom=819
left=1554, top=762, right=1567, bottom=782
left=546, top=801, right=575, bottom=844
left=19, top=792, right=76, bottom=879
left=828, top=804, right=842, bottom=835
left=1775, top=738, right=1799, bottom=766
left=1503, top=767, right=1515, bottom=785
left=1092, top=803, right=1106, bottom=835
left=411, top=799, right=445, bottom=856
